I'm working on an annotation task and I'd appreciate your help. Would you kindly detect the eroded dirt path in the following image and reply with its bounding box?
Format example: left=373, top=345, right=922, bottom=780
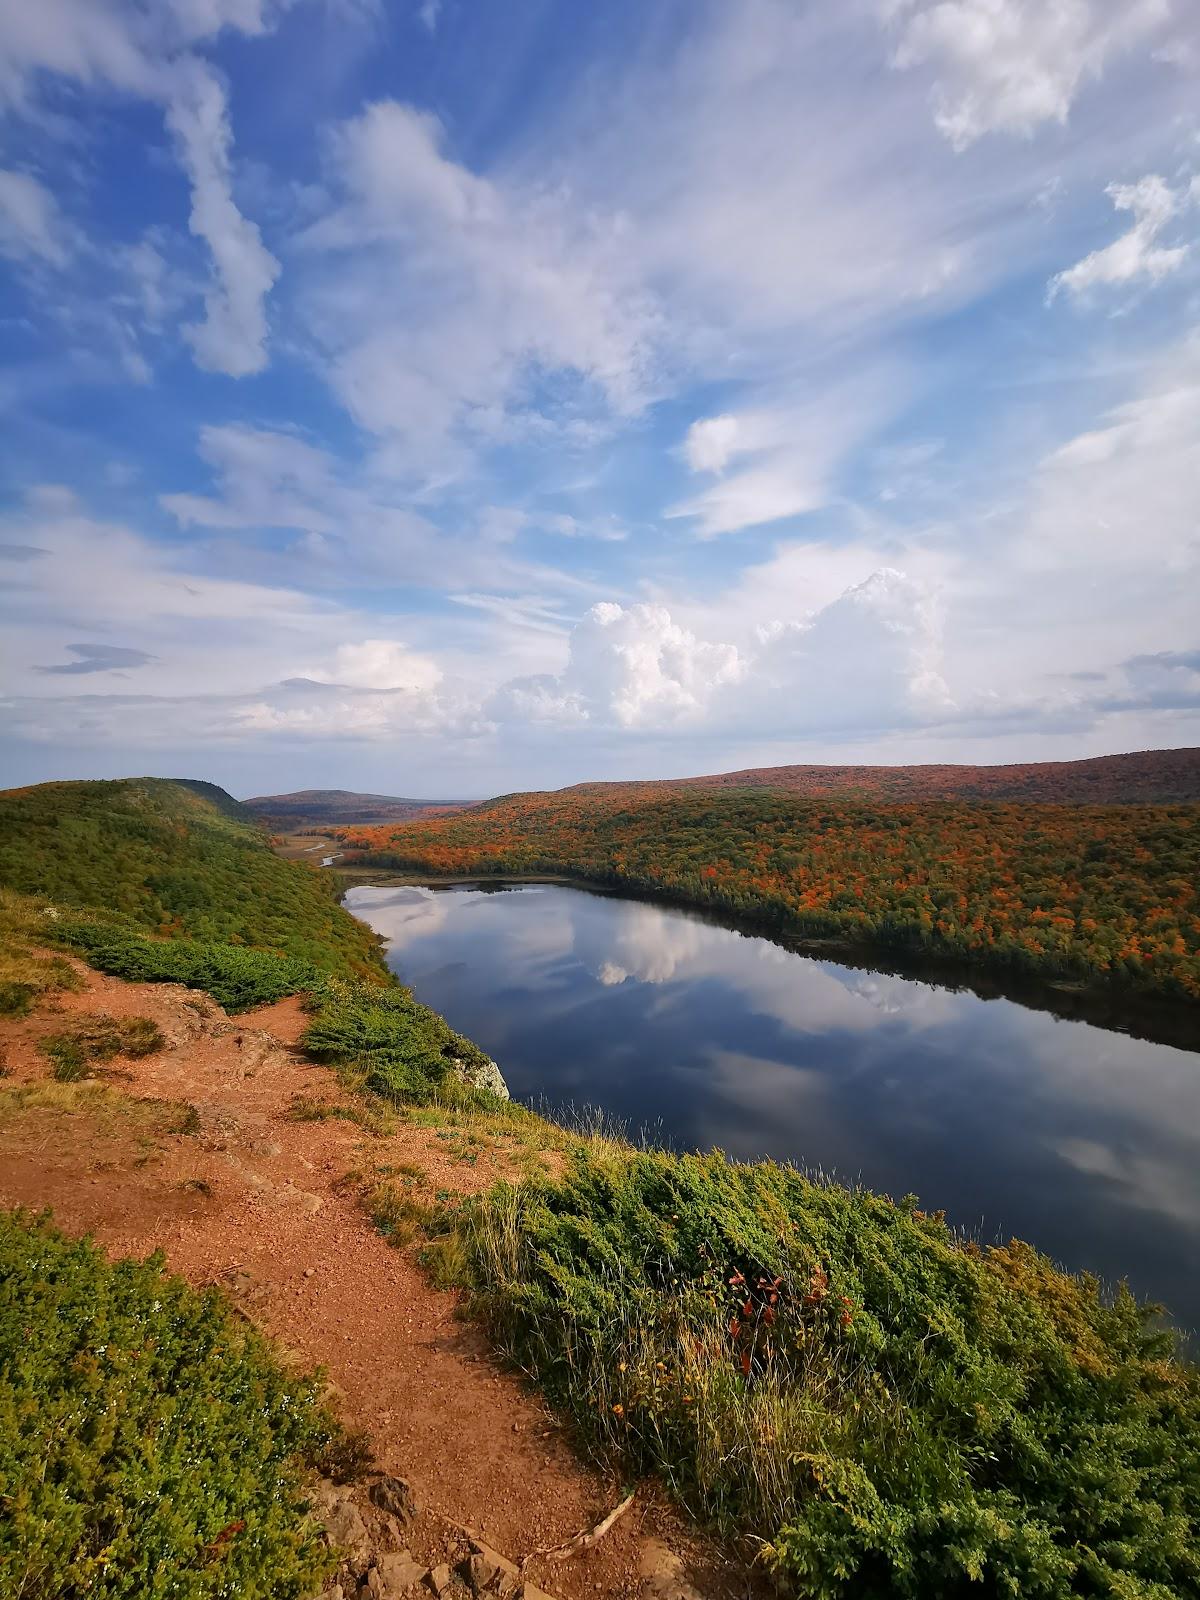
left=0, top=961, right=754, bottom=1600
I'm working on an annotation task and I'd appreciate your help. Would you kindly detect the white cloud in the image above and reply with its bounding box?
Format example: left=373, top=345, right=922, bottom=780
left=297, top=99, right=659, bottom=468
left=886, top=0, right=1171, bottom=148
left=493, top=601, right=744, bottom=730
left=492, top=571, right=952, bottom=738
left=165, top=61, right=280, bottom=375
left=0, top=167, right=71, bottom=265
left=683, top=414, right=740, bottom=474
left=1048, top=173, right=1194, bottom=298
left=670, top=375, right=903, bottom=537
left=0, top=0, right=286, bottom=376
left=316, top=638, right=442, bottom=692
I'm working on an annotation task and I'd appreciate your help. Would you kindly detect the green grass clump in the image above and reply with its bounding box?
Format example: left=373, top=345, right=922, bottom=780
left=447, top=1145, right=1200, bottom=1599
left=55, top=921, right=319, bottom=1014
left=39, top=1013, right=166, bottom=1081
left=301, top=978, right=496, bottom=1106
left=0, top=1209, right=335, bottom=1600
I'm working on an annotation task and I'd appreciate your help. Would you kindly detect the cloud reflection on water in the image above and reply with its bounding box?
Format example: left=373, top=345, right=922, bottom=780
left=344, top=882, right=1200, bottom=1332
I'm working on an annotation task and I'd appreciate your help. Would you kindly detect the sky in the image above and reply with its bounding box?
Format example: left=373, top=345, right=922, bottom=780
left=1, top=0, right=1198, bottom=800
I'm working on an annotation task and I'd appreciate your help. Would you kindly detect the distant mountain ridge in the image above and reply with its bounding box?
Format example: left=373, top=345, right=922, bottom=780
left=244, top=789, right=469, bottom=828
left=555, top=747, right=1200, bottom=806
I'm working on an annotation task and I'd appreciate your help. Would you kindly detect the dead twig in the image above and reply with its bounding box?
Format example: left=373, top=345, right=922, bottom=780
left=526, top=1491, right=636, bottom=1565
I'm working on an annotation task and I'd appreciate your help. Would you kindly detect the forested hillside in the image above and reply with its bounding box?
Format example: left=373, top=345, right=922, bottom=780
left=338, top=788, right=1200, bottom=1001
left=572, top=746, right=1200, bottom=805
left=245, top=789, right=468, bottom=828
left=0, top=778, right=384, bottom=981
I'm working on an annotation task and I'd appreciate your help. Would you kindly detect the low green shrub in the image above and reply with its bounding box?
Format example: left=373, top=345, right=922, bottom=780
left=0, top=1209, right=334, bottom=1599
left=450, top=1146, right=1200, bottom=1599
left=56, top=921, right=318, bottom=1013
left=302, top=978, right=494, bottom=1106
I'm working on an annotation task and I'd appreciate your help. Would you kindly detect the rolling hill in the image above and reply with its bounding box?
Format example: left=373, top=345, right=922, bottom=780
left=244, top=789, right=469, bottom=828
left=0, top=776, right=385, bottom=980
left=565, top=746, right=1200, bottom=806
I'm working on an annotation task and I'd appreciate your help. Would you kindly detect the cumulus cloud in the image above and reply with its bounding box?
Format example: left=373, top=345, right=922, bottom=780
left=313, top=639, right=442, bottom=693
left=492, top=601, right=743, bottom=730
left=1048, top=173, right=1194, bottom=299
left=492, top=571, right=952, bottom=738
left=683, top=414, right=740, bottom=474
left=885, top=0, right=1170, bottom=148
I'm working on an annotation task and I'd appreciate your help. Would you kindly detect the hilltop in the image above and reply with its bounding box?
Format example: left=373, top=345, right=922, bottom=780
left=560, top=746, right=1200, bottom=806
left=0, top=776, right=385, bottom=982
left=245, top=789, right=470, bottom=829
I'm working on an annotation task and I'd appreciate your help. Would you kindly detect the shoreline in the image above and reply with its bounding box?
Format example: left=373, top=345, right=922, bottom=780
left=334, top=866, right=1200, bottom=1056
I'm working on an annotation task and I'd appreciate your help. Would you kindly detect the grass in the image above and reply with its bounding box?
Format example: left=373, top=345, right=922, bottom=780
left=300, top=976, right=508, bottom=1108
left=0, top=1079, right=200, bottom=1146
left=0, top=890, right=84, bottom=1018
left=38, top=1012, right=165, bottom=1081
left=431, top=1142, right=1200, bottom=1600
left=0, top=1209, right=337, bottom=1600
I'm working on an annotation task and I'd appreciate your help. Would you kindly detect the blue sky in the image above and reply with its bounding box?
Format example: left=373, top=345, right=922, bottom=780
left=1, top=0, right=1198, bottom=798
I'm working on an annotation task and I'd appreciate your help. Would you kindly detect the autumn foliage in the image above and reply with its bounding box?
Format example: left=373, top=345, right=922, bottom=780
left=336, top=786, right=1200, bottom=1001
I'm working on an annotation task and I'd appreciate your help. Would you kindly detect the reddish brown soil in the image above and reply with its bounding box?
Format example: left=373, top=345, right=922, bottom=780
left=0, top=961, right=757, bottom=1600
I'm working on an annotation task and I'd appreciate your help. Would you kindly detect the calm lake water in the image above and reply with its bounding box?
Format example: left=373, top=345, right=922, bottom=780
left=345, top=880, right=1200, bottom=1337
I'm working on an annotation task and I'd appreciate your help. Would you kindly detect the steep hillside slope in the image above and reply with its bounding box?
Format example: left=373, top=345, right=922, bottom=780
left=0, top=777, right=384, bottom=980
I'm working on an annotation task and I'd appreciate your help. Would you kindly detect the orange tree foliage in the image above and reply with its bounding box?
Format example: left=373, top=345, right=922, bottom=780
left=336, top=788, right=1200, bottom=1001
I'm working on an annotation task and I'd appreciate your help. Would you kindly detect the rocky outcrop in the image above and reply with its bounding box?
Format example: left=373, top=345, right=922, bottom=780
left=452, top=1055, right=509, bottom=1101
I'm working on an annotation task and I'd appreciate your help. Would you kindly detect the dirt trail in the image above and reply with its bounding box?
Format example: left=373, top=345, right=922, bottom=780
left=0, top=961, right=753, bottom=1600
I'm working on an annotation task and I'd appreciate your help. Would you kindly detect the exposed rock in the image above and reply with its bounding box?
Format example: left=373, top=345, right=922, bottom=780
left=462, top=1539, right=518, bottom=1594
left=452, top=1056, right=509, bottom=1101
left=363, top=1552, right=428, bottom=1598
left=321, top=1496, right=373, bottom=1574
left=367, top=1472, right=418, bottom=1524
left=637, top=1539, right=704, bottom=1600
left=426, top=1565, right=453, bottom=1597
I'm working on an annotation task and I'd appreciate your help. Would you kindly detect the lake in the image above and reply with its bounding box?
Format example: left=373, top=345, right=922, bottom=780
left=345, top=880, right=1200, bottom=1336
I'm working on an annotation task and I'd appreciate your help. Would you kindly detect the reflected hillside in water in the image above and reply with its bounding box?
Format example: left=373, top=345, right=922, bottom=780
left=346, top=881, right=1200, bottom=1338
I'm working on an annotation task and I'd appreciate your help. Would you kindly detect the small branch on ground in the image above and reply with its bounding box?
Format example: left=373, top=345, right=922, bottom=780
left=525, top=1491, right=636, bottom=1565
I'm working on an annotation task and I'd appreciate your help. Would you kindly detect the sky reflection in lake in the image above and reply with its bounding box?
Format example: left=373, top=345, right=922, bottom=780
left=346, top=882, right=1200, bottom=1336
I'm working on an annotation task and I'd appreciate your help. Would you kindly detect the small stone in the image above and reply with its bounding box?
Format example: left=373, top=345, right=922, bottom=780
left=320, top=1498, right=372, bottom=1574
left=365, top=1553, right=427, bottom=1599
left=367, top=1473, right=417, bottom=1524
left=464, top=1553, right=501, bottom=1593
left=304, top=1267, right=316, bottom=1278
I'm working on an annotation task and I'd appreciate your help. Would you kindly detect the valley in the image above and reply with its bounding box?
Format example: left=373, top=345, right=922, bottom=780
left=2, top=766, right=1199, bottom=1600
